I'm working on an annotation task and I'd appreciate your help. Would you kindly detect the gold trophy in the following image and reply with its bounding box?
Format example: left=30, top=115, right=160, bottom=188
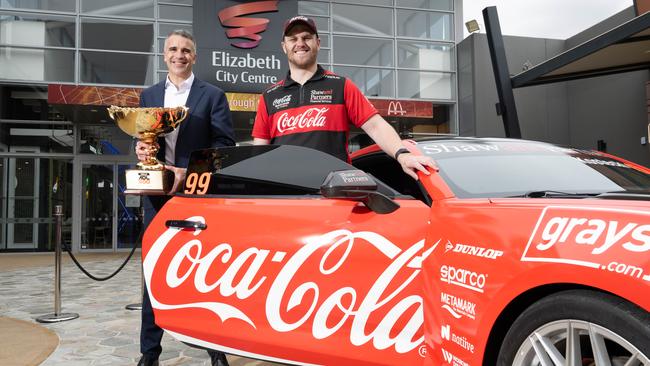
left=108, top=105, right=189, bottom=195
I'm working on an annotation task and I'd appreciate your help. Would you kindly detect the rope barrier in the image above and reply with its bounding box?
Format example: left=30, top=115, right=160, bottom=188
left=64, top=210, right=144, bottom=282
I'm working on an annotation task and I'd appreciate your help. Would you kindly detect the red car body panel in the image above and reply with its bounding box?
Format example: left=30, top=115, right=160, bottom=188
left=143, top=140, right=650, bottom=365
left=424, top=197, right=650, bottom=365
left=143, top=197, right=431, bottom=365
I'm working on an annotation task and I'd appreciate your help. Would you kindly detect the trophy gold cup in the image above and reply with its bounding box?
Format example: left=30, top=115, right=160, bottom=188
left=108, top=105, right=189, bottom=195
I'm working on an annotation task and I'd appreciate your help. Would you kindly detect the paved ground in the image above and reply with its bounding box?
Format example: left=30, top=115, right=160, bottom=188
left=0, top=253, right=280, bottom=366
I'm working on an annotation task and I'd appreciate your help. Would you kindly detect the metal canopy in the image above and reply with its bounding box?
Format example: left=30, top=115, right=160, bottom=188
left=483, top=6, right=650, bottom=138
left=511, top=12, right=650, bottom=88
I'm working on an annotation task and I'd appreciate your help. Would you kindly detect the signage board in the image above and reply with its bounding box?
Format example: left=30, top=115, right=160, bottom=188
left=194, top=0, right=298, bottom=93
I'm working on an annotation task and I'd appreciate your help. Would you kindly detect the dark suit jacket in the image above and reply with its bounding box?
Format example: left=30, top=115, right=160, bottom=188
left=139, top=77, right=235, bottom=168
left=139, top=77, right=235, bottom=222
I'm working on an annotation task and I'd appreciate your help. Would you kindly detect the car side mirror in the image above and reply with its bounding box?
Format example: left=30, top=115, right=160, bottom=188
left=320, top=170, right=400, bottom=214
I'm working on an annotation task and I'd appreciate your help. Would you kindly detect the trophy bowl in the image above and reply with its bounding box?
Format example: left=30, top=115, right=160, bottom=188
left=108, top=105, right=189, bottom=195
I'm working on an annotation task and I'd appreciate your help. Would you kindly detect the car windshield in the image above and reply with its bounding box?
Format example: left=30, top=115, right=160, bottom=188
left=419, top=139, right=650, bottom=198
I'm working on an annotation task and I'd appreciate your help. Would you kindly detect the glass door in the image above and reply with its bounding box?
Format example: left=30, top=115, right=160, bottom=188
left=117, top=163, right=143, bottom=250
left=81, top=163, right=114, bottom=250
left=79, top=162, right=143, bottom=251
left=7, top=147, right=39, bottom=249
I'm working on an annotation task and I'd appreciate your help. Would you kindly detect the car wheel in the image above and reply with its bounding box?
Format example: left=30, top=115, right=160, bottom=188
left=497, top=290, right=650, bottom=366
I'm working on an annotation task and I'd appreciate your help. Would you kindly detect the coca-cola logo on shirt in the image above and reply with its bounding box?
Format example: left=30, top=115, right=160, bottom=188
left=276, top=107, right=329, bottom=133
left=143, top=217, right=434, bottom=354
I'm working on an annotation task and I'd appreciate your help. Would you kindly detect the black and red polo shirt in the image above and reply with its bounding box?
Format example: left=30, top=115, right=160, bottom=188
left=252, top=65, right=378, bottom=162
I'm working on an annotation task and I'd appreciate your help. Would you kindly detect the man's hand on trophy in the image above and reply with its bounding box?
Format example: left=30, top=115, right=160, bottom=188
left=164, top=165, right=187, bottom=194
left=135, top=141, right=159, bottom=163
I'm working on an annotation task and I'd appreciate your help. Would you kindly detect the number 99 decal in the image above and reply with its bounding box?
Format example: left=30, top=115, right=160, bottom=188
left=184, top=172, right=211, bottom=195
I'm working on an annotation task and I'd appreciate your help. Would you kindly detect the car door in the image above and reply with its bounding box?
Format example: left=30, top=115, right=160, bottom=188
left=142, top=145, right=432, bottom=366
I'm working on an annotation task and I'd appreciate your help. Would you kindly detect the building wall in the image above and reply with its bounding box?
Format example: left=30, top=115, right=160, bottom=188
left=567, top=70, right=650, bottom=165
left=459, top=33, right=569, bottom=143
left=457, top=6, right=650, bottom=166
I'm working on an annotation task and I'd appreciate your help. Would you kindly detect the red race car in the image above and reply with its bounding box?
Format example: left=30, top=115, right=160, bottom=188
left=142, top=138, right=650, bottom=366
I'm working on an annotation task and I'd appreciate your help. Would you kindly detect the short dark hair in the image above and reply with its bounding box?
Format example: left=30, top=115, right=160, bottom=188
left=167, top=29, right=196, bottom=50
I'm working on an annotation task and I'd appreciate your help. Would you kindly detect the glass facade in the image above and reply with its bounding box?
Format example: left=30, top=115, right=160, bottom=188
left=0, top=0, right=460, bottom=252
left=0, top=0, right=191, bottom=86
left=301, top=0, right=457, bottom=102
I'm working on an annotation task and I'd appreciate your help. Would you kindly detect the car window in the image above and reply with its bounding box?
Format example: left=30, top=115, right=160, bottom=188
left=183, top=145, right=356, bottom=196
left=419, top=140, right=650, bottom=198
left=352, top=152, right=430, bottom=204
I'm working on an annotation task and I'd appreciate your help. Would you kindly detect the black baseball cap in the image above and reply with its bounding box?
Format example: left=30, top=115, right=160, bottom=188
left=283, top=16, right=318, bottom=37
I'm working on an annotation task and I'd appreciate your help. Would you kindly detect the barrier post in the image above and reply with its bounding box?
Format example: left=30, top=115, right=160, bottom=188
left=37, top=205, right=79, bottom=323
left=125, top=206, right=143, bottom=310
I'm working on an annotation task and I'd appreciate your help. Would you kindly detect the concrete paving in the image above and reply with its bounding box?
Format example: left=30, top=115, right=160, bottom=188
left=0, top=253, right=280, bottom=366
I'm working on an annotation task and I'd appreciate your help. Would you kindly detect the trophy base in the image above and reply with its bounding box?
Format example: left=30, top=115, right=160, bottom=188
left=124, top=169, right=174, bottom=195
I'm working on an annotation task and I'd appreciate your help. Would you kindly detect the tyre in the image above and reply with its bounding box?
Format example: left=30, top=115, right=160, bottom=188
left=497, top=289, right=650, bottom=366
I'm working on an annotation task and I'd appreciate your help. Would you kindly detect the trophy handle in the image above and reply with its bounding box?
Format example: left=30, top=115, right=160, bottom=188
left=107, top=105, right=121, bottom=120
left=168, top=106, right=189, bottom=130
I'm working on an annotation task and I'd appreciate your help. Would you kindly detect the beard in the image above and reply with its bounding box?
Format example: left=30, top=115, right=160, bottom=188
left=287, top=49, right=318, bottom=69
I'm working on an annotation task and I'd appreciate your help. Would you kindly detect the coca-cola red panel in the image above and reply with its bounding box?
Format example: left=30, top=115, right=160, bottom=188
left=143, top=138, right=650, bottom=365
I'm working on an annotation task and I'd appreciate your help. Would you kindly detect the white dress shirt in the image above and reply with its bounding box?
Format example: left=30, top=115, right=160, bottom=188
left=164, top=73, right=194, bottom=165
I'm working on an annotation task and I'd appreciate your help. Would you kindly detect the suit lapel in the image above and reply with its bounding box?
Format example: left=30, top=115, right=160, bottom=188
left=179, top=78, right=206, bottom=136
left=153, top=80, right=167, bottom=157
left=153, top=80, right=165, bottom=107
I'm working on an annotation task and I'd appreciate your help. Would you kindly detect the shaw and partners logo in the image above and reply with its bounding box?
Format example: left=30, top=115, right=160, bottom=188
left=218, top=1, right=279, bottom=49
left=144, top=221, right=436, bottom=354
left=522, top=206, right=650, bottom=282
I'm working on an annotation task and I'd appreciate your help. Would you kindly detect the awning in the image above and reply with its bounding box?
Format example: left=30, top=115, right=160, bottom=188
left=511, top=12, right=650, bottom=88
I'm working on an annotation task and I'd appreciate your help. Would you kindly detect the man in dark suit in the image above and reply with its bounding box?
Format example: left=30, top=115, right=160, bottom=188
left=135, top=29, right=234, bottom=366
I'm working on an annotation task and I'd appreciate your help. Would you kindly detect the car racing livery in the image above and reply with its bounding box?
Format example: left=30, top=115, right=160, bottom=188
left=142, top=138, right=650, bottom=366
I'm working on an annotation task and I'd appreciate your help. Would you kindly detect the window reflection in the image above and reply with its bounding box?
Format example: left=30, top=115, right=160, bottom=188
left=299, top=1, right=329, bottom=16
left=397, top=41, right=453, bottom=71
left=332, top=4, right=392, bottom=36
left=397, top=9, right=452, bottom=40
left=312, top=16, right=329, bottom=32
left=336, top=0, right=393, bottom=5
left=319, top=34, right=329, bottom=48
left=158, top=23, right=192, bottom=37
left=81, top=51, right=153, bottom=85
left=159, top=4, right=191, bottom=22
left=0, top=121, right=74, bottom=154
left=0, top=47, right=74, bottom=82
left=317, top=49, right=330, bottom=65
left=81, top=0, right=154, bottom=18
left=0, top=13, right=75, bottom=47
left=398, top=70, right=453, bottom=99
left=396, top=0, right=452, bottom=11
left=333, top=36, right=393, bottom=67
left=81, top=19, right=153, bottom=52
left=1, top=0, right=76, bottom=12
left=78, top=124, right=133, bottom=155
left=334, top=66, right=394, bottom=98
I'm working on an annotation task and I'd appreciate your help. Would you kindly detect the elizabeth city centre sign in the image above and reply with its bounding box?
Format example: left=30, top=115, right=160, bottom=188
left=194, top=0, right=297, bottom=93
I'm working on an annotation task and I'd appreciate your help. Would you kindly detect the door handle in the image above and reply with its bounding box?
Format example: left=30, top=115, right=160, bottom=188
left=165, top=220, right=207, bottom=230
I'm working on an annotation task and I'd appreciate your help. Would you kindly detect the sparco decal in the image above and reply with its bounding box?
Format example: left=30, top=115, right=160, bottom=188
left=440, top=291, right=476, bottom=320
left=440, top=265, right=487, bottom=293
left=277, top=107, right=329, bottom=133
left=446, top=241, right=503, bottom=260
left=143, top=220, right=434, bottom=353
left=522, top=206, right=650, bottom=282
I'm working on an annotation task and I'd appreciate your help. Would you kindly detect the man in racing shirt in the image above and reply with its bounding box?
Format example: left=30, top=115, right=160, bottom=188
left=252, top=16, right=436, bottom=180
